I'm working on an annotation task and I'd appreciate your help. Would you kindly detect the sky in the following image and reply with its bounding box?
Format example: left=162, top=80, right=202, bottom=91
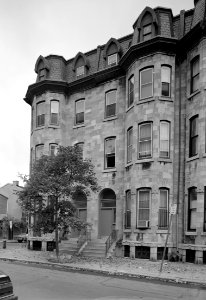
left=0, top=0, right=194, bottom=187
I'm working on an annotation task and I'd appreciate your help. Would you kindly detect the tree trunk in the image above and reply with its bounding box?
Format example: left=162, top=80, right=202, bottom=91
left=55, top=196, right=59, bottom=259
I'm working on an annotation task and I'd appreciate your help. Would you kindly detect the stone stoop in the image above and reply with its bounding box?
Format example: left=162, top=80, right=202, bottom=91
left=81, top=238, right=107, bottom=258
left=59, top=238, right=78, bottom=255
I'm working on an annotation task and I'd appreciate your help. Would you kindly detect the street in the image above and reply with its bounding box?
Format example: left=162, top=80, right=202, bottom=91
left=0, top=260, right=206, bottom=300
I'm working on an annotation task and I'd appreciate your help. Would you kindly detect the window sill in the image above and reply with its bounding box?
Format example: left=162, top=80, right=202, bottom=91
left=73, top=124, right=85, bottom=129
left=48, top=125, right=60, bottom=129
left=135, top=158, right=154, bottom=164
left=125, top=162, right=133, bottom=168
left=136, top=97, right=155, bottom=105
left=202, top=153, right=206, bottom=158
left=126, top=105, right=134, bottom=113
left=157, top=158, right=172, bottom=163
left=186, top=155, right=199, bottom=162
left=156, top=229, right=168, bottom=233
left=102, top=168, right=117, bottom=173
left=133, top=228, right=150, bottom=232
left=103, top=116, right=117, bottom=122
left=123, top=229, right=132, bottom=232
left=187, top=90, right=201, bottom=100
left=185, top=231, right=197, bottom=236
left=34, top=126, right=45, bottom=131
left=158, top=96, right=173, bottom=102
left=200, top=232, right=206, bottom=236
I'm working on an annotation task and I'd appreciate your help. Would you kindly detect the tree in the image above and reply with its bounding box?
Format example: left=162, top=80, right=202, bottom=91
left=17, top=145, right=99, bottom=258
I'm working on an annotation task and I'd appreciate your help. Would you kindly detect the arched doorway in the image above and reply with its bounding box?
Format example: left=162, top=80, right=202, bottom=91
left=99, top=189, right=116, bottom=237
left=71, top=191, right=87, bottom=237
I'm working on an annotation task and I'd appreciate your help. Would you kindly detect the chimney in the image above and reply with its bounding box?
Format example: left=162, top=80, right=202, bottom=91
left=13, top=181, right=19, bottom=186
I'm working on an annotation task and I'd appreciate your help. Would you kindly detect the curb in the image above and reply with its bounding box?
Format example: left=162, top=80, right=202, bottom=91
left=1, top=257, right=206, bottom=288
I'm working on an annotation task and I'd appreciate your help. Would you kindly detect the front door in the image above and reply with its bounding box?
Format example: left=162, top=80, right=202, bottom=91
left=71, top=208, right=87, bottom=238
left=99, top=208, right=115, bottom=237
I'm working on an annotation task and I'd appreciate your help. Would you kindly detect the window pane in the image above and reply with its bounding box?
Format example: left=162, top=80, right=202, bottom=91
left=138, top=190, right=150, bottom=223
left=37, top=102, right=45, bottom=115
left=141, top=69, right=153, bottom=85
left=128, top=76, right=134, bottom=106
left=108, top=54, right=117, bottom=66
left=50, top=144, right=58, bottom=156
left=192, top=58, right=199, bottom=77
left=160, top=122, right=169, bottom=157
left=51, top=101, right=59, bottom=113
left=127, top=128, right=133, bottom=162
left=141, top=84, right=153, bottom=98
left=139, top=123, right=152, bottom=158
left=76, top=66, right=85, bottom=76
left=143, top=24, right=152, bottom=35
left=106, top=91, right=116, bottom=105
left=36, top=145, right=44, bottom=160
left=76, top=100, right=84, bottom=113
left=126, top=191, right=131, bottom=211
left=76, top=112, right=84, bottom=124
left=161, top=67, right=171, bottom=83
left=160, top=190, right=168, bottom=208
left=105, top=138, right=115, bottom=154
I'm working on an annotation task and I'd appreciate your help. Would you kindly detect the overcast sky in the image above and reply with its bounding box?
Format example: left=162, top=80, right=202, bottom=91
left=0, top=0, right=194, bottom=187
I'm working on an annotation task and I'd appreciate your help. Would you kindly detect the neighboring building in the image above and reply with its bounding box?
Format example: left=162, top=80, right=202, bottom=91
left=24, top=0, right=206, bottom=263
left=0, top=181, right=24, bottom=238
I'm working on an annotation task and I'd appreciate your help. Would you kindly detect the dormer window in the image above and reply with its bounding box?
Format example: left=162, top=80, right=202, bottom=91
left=108, top=53, right=117, bottom=67
left=34, top=55, right=50, bottom=82
left=135, top=7, right=158, bottom=43
left=143, top=24, right=152, bottom=41
left=73, top=52, right=90, bottom=79
left=76, top=65, right=85, bottom=77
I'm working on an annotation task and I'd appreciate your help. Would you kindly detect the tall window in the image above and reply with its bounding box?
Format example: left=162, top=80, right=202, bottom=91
left=105, top=137, right=115, bottom=168
left=75, top=99, right=85, bottom=125
left=76, top=66, right=85, bottom=77
left=35, top=144, right=44, bottom=160
left=49, top=144, right=58, bottom=156
left=127, top=127, right=133, bottom=163
left=105, top=90, right=116, bottom=118
left=36, top=102, right=45, bottom=127
left=188, top=187, right=197, bottom=231
left=75, top=142, right=84, bottom=158
left=160, top=121, right=170, bottom=158
left=191, top=56, right=199, bottom=94
left=140, top=68, right=153, bottom=99
left=189, top=116, right=198, bottom=157
left=125, top=190, right=131, bottom=229
left=50, top=100, right=59, bottom=125
left=108, top=53, right=117, bottom=66
left=137, top=189, right=150, bottom=228
left=128, top=75, right=134, bottom=107
left=138, top=122, right=152, bottom=159
left=161, top=66, right=171, bottom=97
left=143, top=24, right=152, bottom=41
left=158, top=189, right=169, bottom=229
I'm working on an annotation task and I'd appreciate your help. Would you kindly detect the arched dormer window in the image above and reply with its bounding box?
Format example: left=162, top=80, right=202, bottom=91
left=35, top=55, right=50, bottom=82
left=72, top=52, right=90, bottom=78
left=134, top=7, right=158, bottom=43
left=103, top=38, right=122, bottom=67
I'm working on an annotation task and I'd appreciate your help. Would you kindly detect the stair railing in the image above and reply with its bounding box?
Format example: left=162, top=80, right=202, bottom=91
left=76, top=227, right=92, bottom=255
left=105, top=229, right=118, bottom=255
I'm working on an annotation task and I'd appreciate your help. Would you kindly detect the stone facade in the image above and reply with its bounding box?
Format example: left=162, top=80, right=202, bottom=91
left=24, top=0, right=206, bottom=263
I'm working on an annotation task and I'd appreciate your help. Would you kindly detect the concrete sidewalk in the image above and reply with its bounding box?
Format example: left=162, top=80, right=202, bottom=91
left=0, top=245, right=206, bottom=287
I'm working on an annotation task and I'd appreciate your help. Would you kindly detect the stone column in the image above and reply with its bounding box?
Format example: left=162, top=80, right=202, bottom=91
left=195, top=250, right=203, bottom=264
left=150, top=247, right=157, bottom=261
left=130, top=245, right=135, bottom=258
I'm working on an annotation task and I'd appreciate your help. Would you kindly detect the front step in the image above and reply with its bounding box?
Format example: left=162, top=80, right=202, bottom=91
left=59, top=238, right=78, bottom=255
left=81, top=239, right=106, bottom=258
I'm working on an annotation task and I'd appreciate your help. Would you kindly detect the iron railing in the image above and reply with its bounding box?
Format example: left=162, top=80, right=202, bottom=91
left=77, top=228, right=91, bottom=250
left=124, top=211, right=131, bottom=229
left=105, top=229, right=118, bottom=255
left=158, top=209, right=169, bottom=229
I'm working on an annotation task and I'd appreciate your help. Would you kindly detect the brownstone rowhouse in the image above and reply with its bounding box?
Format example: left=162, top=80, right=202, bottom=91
left=24, top=0, right=206, bottom=263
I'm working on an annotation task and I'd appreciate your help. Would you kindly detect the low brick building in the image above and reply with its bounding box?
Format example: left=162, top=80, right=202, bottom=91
left=24, top=0, right=206, bottom=263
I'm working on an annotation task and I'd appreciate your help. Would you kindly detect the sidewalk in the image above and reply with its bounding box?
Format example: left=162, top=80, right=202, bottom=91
left=0, top=244, right=206, bottom=287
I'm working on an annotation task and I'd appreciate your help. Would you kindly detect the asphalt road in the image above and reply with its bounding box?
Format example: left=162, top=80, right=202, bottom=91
left=0, top=260, right=206, bottom=300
